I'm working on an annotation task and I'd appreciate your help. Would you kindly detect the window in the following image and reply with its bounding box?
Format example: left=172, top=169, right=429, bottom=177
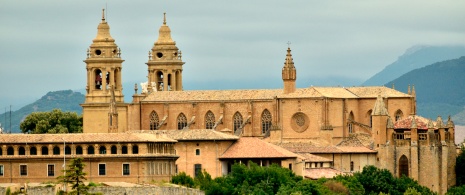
left=350, top=161, right=354, bottom=172
left=261, top=109, right=272, bottom=134
left=150, top=111, right=159, bottom=130
left=348, top=112, right=354, bottom=134
left=0, top=148, right=2, bottom=156
left=0, top=165, right=3, bottom=176
left=123, top=164, right=130, bottom=176
left=53, top=146, right=60, bottom=155
left=132, top=145, right=139, bottom=154
left=233, top=112, right=243, bottom=134
left=194, top=164, right=202, bottom=177
left=65, top=146, right=71, bottom=155
left=76, top=146, right=83, bottom=155
left=395, top=110, right=403, bottom=122
left=111, top=145, right=117, bottom=154
left=7, top=147, right=14, bottom=155
left=18, top=147, right=25, bottom=155
left=88, top=146, right=95, bottom=155
left=399, top=155, right=409, bottom=177
left=20, top=165, right=27, bottom=176
left=288, top=163, right=292, bottom=171
left=99, top=146, right=106, bottom=154
left=98, top=164, right=106, bottom=176
left=30, top=147, right=37, bottom=155
left=367, top=110, right=373, bottom=127
left=205, top=111, right=215, bottom=129
left=42, top=146, right=48, bottom=155
left=48, top=164, right=55, bottom=177
left=195, top=149, right=200, bottom=156
left=177, top=113, right=187, bottom=130
left=122, top=146, right=128, bottom=154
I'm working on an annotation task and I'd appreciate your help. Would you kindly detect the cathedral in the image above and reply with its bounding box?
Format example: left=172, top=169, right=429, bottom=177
left=0, top=10, right=456, bottom=194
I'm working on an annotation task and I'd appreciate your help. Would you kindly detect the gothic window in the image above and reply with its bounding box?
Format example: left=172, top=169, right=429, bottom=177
left=177, top=113, right=187, bottom=130
left=348, top=111, right=354, bottom=134
left=233, top=112, right=243, bottom=134
left=261, top=109, right=272, bottom=134
left=395, top=110, right=403, bottom=122
left=150, top=111, right=159, bottom=130
left=205, top=111, right=215, bottom=129
left=367, top=110, right=373, bottom=127
left=399, top=155, right=409, bottom=177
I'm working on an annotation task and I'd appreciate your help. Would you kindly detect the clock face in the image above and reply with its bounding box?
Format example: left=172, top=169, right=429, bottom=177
left=156, top=52, right=163, bottom=58
left=95, top=49, right=102, bottom=55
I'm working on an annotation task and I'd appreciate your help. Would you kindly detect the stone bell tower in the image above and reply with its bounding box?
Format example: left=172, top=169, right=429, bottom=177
left=81, top=9, right=127, bottom=133
left=146, top=13, right=185, bottom=92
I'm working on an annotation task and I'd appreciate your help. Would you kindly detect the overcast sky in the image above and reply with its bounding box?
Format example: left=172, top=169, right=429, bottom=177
left=1, top=0, right=465, bottom=110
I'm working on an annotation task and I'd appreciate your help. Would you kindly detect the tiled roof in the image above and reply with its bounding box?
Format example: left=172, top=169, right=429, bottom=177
left=0, top=133, right=176, bottom=144
left=220, top=137, right=299, bottom=159
left=279, top=142, right=376, bottom=154
left=130, top=129, right=239, bottom=141
left=304, top=168, right=345, bottom=179
left=298, top=153, right=332, bottom=162
left=346, top=86, right=411, bottom=98
left=394, top=115, right=434, bottom=130
left=142, top=86, right=410, bottom=102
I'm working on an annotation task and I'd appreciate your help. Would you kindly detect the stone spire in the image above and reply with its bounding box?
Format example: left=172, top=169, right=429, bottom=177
left=447, top=115, right=454, bottom=128
left=156, top=12, right=175, bottom=44
left=372, top=95, right=389, bottom=116
left=436, top=116, right=444, bottom=128
left=408, top=84, right=411, bottom=95
left=282, top=46, right=296, bottom=94
left=93, top=9, right=115, bottom=43
left=411, top=84, right=416, bottom=97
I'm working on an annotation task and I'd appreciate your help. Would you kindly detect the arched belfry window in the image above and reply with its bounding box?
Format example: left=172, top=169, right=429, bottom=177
left=348, top=111, right=354, bottom=134
left=395, top=110, right=403, bottom=122
left=367, top=110, right=373, bottom=127
left=150, top=111, right=160, bottom=130
left=399, top=155, right=409, bottom=177
left=177, top=113, right=187, bottom=130
left=233, top=112, right=243, bottom=134
left=95, top=69, right=102, bottom=90
left=261, top=109, right=272, bottom=134
left=205, top=111, right=215, bottom=129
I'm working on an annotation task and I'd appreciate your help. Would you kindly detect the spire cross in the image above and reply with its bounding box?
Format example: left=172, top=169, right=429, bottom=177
left=287, top=41, right=291, bottom=48
left=163, top=12, right=166, bottom=25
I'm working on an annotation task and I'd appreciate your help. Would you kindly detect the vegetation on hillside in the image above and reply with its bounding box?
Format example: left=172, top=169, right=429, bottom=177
left=20, top=109, right=82, bottom=134
left=171, top=162, right=436, bottom=195
left=0, top=90, right=84, bottom=133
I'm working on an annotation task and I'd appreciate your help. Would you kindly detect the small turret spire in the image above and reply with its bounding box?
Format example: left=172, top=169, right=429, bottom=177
left=163, top=12, right=166, bottom=25
left=407, top=84, right=411, bottom=95
left=411, top=84, right=416, bottom=96
left=102, top=9, right=105, bottom=22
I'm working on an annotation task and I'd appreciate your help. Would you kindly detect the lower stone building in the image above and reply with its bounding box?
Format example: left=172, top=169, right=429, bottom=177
left=0, top=133, right=178, bottom=183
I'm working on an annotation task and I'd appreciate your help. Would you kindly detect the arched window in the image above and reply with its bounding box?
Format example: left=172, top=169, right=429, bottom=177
left=95, top=69, right=102, bottom=90
left=367, top=110, right=373, bottom=127
left=76, top=146, right=83, bottom=155
left=0, top=148, right=3, bottom=156
left=348, top=111, right=354, bottom=134
left=65, top=146, right=71, bottom=155
left=42, top=146, right=49, bottom=155
left=150, top=111, right=159, bottom=130
left=18, top=147, right=26, bottom=155
left=111, top=145, right=117, bottom=154
left=53, top=146, right=60, bottom=155
left=88, top=146, right=95, bottom=155
left=30, top=147, right=37, bottom=155
left=132, top=145, right=139, bottom=154
left=7, top=147, right=14, bottom=155
left=122, top=145, right=128, bottom=154
left=233, top=112, right=243, bottom=134
left=261, top=109, right=272, bottom=134
left=205, top=111, right=215, bottom=129
left=99, top=146, right=107, bottom=154
left=399, top=155, right=409, bottom=177
left=395, top=110, right=403, bottom=122
left=177, top=113, right=187, bottom=130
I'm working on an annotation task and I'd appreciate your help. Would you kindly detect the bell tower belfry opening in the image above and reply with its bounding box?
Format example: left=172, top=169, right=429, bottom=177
left=146, top=13, right=185, bottom=92
left=81, top=9, right=127, bottom=133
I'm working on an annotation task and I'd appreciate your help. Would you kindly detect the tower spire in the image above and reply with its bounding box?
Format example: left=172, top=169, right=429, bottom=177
left=282, top=45, right=296, bottom=94
left=163, top=12, right=166, bottom=25
left=102, top=8, right=105, bottom=22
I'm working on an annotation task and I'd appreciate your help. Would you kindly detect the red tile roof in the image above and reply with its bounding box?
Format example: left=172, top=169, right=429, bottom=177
left=394, top=115, right=433, bottom=130
left=220, top=137, right=300, bottom=159
left=0, top=133, right=176, bottom=144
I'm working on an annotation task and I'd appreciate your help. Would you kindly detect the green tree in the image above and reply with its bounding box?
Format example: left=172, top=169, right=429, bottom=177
left=57, top=157, right=88, bottom=195
left=20, top=109, right=82, bottom=134
left=456, top=146, right=465, bottom=186
left=171, top=172, right=195, bottom=188
left=446, top=185, right=465, bottom=195
left=404, top=187, right=421, bottom=195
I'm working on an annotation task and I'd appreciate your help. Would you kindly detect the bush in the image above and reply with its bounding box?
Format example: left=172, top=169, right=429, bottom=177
left=171, top=172, right=195, bottom=188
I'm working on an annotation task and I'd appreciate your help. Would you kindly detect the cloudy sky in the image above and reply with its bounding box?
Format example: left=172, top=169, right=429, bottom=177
left=1, top=1, right=465, bottom=110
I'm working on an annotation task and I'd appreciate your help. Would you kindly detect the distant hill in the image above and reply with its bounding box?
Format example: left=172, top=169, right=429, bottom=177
left=385, top=56, right=465, bottom=124
left=363, top=45, right=465, bottom=86
left=0, top=90, right=84, bottom=133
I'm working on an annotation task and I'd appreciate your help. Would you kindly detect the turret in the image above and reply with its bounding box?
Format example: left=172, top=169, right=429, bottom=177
left=282, top=47, right=296, bottom=94
left=371, top=95, right=389, bottom=147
